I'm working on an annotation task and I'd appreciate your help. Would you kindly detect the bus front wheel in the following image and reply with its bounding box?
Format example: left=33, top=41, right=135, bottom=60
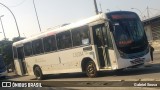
left=33, top=66, right=43, bottom=80
left=85, top=61, right=97, bottom=78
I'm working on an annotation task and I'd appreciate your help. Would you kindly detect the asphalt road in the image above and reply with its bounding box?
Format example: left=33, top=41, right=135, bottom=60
left=3, top=63, right=160, bottom=89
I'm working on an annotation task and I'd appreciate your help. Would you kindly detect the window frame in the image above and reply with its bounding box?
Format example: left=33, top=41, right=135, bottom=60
left=43, top=35, right=57, bottom=53
left=56, top=30, right=72, bottom=50
left=32, top=39, right=44, bottom=55
left=71, top=25, right=91, bottom=47
left=24, top=42, right=33, bottom=57
left=13, top=47, right=18, bottom=59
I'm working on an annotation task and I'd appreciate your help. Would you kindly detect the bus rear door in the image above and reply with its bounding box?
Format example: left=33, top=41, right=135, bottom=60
left=17, top=46, right=27, bottom=75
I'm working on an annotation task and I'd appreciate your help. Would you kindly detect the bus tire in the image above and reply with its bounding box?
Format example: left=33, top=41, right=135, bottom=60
left=85, top=61, right=97, bottom=78
left=33, top=66, right=43, bottom=80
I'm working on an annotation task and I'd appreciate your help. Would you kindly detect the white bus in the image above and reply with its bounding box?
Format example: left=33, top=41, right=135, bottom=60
left=13, top=11, right=151, bottom=80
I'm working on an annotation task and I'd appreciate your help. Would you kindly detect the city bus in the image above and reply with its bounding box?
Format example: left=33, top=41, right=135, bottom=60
left=0, top=54, right=7, bottom=79
left=12, top=11, right=151, bottom=80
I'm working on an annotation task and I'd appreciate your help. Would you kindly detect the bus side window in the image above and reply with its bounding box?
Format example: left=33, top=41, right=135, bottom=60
left=107, top=26, right=113, bottom=49
left=72, top=29, right=81, bottom=46
left=56, top=31, right=72, bottom=50
left=17, top=47, right=24, bottom=60
left=93, top=24, right=113, bottom=49
left=81, top=31, right=89, bottom=45
left=43, top=35, right=57, bottom=52
left=95, top=28, right=103, bottom=47
left=32, top=39, right=44, bottom=55
left=13, top=47, right=18, bottom=59
left=24, top=42, right=32, bottom=57
left=72, top=25, right=90, bottom=46
left=106, top=23, right=113, bottom=49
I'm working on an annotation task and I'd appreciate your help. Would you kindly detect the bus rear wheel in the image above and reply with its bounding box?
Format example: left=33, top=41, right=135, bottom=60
left=85, top=61, right=97, bottom=78
left=33, top=66, right=43, bottom=80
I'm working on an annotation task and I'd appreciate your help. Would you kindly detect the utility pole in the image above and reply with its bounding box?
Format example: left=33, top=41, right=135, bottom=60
left=93, top=0, right=99, bottom=15
left=147, top=6, right=150, bottom=19
left=33, top=0, right=42, bottom=32
left=0, top=15, right=7, bottom=40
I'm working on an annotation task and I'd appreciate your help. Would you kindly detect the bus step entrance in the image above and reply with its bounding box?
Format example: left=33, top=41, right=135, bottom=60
left=100, top=66, right=112, bottom=70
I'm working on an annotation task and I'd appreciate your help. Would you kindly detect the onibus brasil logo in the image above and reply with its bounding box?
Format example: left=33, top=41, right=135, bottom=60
left=2, top=82, right=42, bottom=87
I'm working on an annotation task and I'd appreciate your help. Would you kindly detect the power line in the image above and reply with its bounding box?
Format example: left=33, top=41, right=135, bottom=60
left=0, top=3, right=21, bottom=37
left=149, top=8, right=160, bottom=11
left=146, top=7, right=160, bottom=18
left=149, top=10, right=154, bottom=16
left=141, top=9, right=147, bottom=15
left=8, top=0, right=27, bottom=7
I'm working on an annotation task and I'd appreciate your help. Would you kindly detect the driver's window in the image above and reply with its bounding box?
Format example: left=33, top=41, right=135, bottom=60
left=17, top=47, right=24, bottom=60
left=93, top=23, right=113, bottom=49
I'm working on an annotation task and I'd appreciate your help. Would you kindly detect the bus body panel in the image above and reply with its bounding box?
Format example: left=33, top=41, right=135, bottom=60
left=108, top=49, right=118, bottom=70
left=14, top=59, right=23, bottom=75
left=25, top=52, right=59, bottom=75
left=116, top=52, right=151, bottom=69
left=24, top=45, right=99, bottom=75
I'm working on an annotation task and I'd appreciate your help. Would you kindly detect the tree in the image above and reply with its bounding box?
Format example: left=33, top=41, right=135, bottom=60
left=0, top=39, right=13, bottom=72
left=0, top=37, right=25, bottom=72
left=12, top=37, right=25, bottom=42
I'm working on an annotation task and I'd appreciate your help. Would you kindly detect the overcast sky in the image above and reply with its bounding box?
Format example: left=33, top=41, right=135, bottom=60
left=0, top=0, right=160, bottom=40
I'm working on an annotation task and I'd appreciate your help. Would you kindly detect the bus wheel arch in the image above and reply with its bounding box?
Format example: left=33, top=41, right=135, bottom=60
left=81, top=57, right=97, bottom=78
left=33, top=65, right=44, bottom=80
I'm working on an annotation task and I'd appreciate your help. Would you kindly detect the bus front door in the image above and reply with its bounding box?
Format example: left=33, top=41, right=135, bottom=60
left=92, top=24, right=111, bottom=68
left=17, top=47, right=27, bottom=75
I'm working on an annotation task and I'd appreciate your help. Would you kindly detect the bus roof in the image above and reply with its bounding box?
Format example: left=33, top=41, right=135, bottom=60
left=13, top=13, right=106, bottom=47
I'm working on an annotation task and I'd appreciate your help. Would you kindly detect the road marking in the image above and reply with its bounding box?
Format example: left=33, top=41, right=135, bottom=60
left=140, top=79, right=156, bottom=81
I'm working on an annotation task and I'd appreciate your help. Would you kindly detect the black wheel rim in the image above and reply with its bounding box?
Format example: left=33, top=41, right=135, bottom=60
left=35, top=68, right=41, bottom=78
left=87, top=63, right=95, bottom=75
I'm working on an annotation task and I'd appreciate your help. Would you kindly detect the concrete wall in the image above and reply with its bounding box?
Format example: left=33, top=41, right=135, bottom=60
left=144, top=25, right=153, bottom=42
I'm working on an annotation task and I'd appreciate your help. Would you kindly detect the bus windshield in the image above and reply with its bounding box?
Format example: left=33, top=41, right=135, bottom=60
left=107, top=12, right=148, bottom=54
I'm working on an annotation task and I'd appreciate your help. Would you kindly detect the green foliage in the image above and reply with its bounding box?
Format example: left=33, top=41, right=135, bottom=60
left=0, top=40, right=13, bottom=65
left=12, top=37, right=25, bottom=42
left=0, top=37, right=25, bottom=66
